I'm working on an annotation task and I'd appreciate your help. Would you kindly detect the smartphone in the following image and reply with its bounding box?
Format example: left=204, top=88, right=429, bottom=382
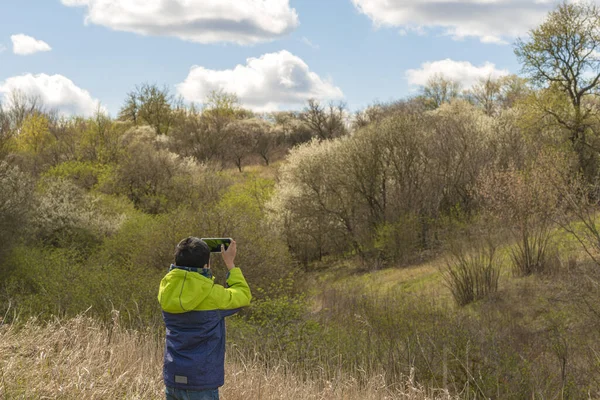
left=201, top=238, right=232, bottom=253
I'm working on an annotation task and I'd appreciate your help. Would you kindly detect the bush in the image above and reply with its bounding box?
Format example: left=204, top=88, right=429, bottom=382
left=228, top=281, right=321, bottom=367
left=3, top=246, right=92, bottom=317
left=443, top=242, right=501, bottom=306
left=109, top=134, right=224, bottom=214
left=1, top=244, right=164, bottom=326
left=0, top=161, right=33, bottom=263
left=44, top=161, right=113, bottom=190
left=374, top=215, right=423, bottom=267
left=32, top=178, right=124, bottom=252
left=270, top=104, right=502, bottom=266
left=477, top=150, right=566, bottom=276
left=213, top=176, right=297, bottom=290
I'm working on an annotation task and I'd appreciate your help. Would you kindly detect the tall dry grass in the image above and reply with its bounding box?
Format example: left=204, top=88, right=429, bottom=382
left=0, top=315, right=455, bottom=400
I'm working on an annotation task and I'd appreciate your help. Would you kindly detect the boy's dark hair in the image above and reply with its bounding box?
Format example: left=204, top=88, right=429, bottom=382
left=174, top=237, right=210, bottom=269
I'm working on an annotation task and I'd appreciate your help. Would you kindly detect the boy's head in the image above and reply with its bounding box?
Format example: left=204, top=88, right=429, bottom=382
left=174, top=237, right=211, bottom=269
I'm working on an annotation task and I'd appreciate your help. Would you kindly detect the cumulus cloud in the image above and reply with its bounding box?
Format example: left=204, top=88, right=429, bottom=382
left=351, top=0, right=563, bottom=44
left=0, top=74, right=102, bottom=116
left=61, top=0, right=299, bottom=45
left=405, top=59, right=510, bottom=89
left=11, top=34, right=52, bottom=55
left=177, top=50, right=344, bottom=111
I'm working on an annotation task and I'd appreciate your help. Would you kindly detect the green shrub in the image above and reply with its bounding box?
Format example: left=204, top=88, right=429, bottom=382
left=228, top=282, right=321, bottom=368
left=44, top=161, right=114, bottom=190
left=1, top=244, right=164, bottom=327
left=214, top=177, right=296, bottom=290
left=3, top=246, right=91, bottom=317
left=374, top=215, right=422, bottom=266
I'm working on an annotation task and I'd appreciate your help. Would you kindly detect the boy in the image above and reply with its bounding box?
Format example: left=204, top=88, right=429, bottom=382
left=158, top=237, right=251, bottom=400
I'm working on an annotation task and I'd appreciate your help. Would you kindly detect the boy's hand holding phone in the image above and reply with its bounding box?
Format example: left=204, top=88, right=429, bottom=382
left=200, top=238, right=237, bottom=270
left=221, top=239, right=236, bottom=270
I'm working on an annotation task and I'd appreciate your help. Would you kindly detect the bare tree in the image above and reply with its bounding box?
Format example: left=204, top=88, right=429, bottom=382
left=271, top=111, right=312, bottom=146
left=119, top=91, right=139, bottom=126
left=0, top=102, right=13, bottom=159
left=468, top=76, right=503, bottom=116
left=202, top=90, right=240, bottom=134
left=299, top=99, right=348, bottom=140
left=225, top=119, right=255, bottom=172
left=4, top=89, right=45, bottom=132
left=498, top=75, right=531, bottom=109
left=421, top=73, right=461, bottom=109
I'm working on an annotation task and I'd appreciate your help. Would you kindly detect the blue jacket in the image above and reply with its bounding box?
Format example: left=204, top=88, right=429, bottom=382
left=158, top=266, right=252, bottom=390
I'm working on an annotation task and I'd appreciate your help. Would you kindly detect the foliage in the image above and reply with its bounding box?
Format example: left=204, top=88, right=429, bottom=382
left=477, top=150, right=567, bottom=275
left=515, top=1, right=600, bottom=178
left=44, top=160, right=114, bottom=190
left=465, top=74, right=531, bottom=116
left=420, top=73, right=461, bottom=110
left=0, top=161, right=33, bottom=265
left=119, top=83, right=178, bottom=135
left=110, top=133, right=209, bottom=214
left=79, top=110, right=128, bottom=163
left=299, top=99, right=348, bottom=140
left=270, top=101, right=500, bottom=265
left=32, top=177, right=125, bottom=252
left=229, top=281, right=320, bottom=364
left=15, top=112, right=55, bottom=155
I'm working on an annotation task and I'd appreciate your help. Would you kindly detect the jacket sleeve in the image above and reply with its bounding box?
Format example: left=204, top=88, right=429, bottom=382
left=211, top=267, right=252, bottom=310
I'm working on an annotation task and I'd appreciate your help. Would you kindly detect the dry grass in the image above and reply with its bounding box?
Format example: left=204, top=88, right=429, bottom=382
left=0, top=315, right=456, bottom=400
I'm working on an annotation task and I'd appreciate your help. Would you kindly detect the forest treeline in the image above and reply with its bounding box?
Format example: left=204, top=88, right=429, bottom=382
left=2, top=2, right=600, bottom=398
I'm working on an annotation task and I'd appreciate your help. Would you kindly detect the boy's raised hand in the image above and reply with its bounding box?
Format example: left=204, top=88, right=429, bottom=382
left=221, top=239, right=236, bottom=270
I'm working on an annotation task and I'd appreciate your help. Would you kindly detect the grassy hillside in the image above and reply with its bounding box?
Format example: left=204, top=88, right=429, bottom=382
left=2, top=159, right=600, bottom=398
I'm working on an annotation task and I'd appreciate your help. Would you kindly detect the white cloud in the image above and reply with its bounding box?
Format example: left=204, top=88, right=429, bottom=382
left=11, top=34, right=52, bottom=55
left=176, top=50, right=344, bottom=111
left=61, top=0, right=299, bottom=45
left=0, top=74, right=102, bottom=116
left=405, top=59, right=510, bottom=89
left=351, top=0, right=562, bottom=44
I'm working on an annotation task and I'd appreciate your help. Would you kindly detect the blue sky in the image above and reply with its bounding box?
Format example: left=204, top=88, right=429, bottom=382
left=0, top=0, right=564, bottom=116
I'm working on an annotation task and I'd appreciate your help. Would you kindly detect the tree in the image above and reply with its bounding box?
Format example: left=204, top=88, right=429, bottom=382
left=195, top=90, right=244, bottom=166
left=468, top=76, right=503, bottom=116
left=271, top=111, right=311, bottom=147
left=299, top=99, right=348, bottom=140
left=224, top=119, right=255, bottom=172
left=119, top=91, right=140, bottom=126
left=254, top=125, right=282, bottom=166
left=3, top=90, right=45, bottom=133
left=515, top=1, right=600, bottom=176
left=16, top=112, right=54, bottom=155
left=80, top=108, right=124, bottom=163
left=498, top=75, right=531, bottom=109
left=0, top=101, right=14, bottom=159
left=420, top=73, right=461, bottom=109
left=202, top=90, right=240, bottom=134
left=119, top=83, right=177, bottom=135
left=0, top=162, right=32, bottom=269
left=477, top=151, right=564, bottom=276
